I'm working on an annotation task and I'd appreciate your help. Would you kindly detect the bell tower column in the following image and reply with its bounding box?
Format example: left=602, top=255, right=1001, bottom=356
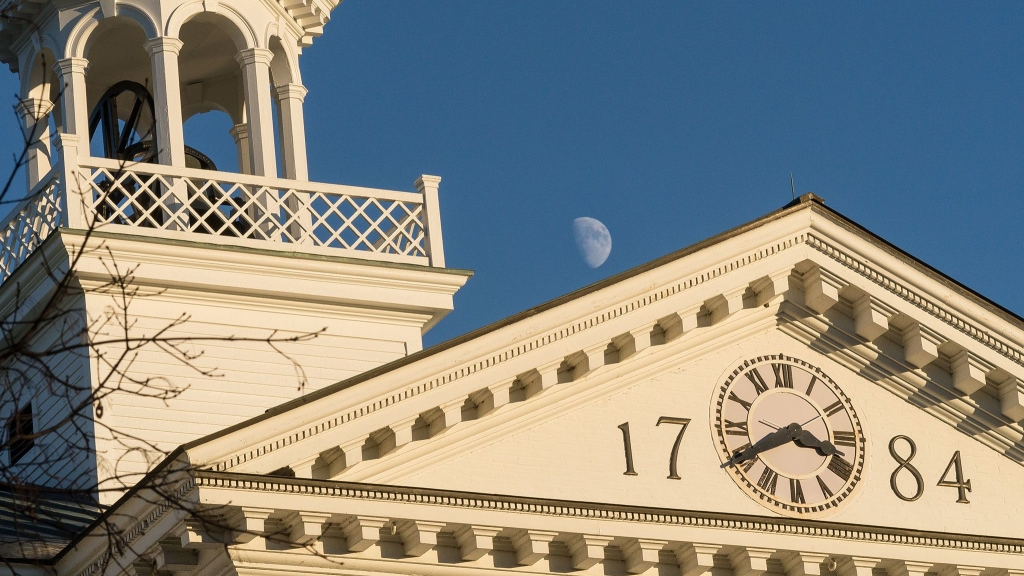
left=275, top=83, right=308, bottom=181
left=16, top=98, right=54, bottom=188
left=53, top=58, right=90, bottom=157
left=145, top=37, right=186, bottom=167
left=235, top=48, right=277, bottom=177
left=229, top=123, right=253, bottom=174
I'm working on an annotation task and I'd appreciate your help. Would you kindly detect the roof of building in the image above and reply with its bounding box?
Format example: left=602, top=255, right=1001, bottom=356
left=0, top=486, right=103, bottom=562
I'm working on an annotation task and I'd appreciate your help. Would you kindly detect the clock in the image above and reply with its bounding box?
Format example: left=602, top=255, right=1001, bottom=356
left=712, top=355, right=865, bottom=516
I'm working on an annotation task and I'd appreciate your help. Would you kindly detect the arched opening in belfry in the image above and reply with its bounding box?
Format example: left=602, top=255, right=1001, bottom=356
left=82, top=17, right=155, bottom=163
left=182, top=112, right=235, bottom=173
left=178, top=13, right=247, bottom=174
left=20, top=47, right=60, bottom=188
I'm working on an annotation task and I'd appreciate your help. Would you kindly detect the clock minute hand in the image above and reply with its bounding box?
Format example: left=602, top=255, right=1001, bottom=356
left=726, top=423, right=802, bottom=466
left=793, top=429, right=845, bottom=457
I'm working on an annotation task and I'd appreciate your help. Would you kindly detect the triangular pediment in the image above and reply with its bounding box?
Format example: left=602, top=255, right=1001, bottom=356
left=183, top=196, right=1024, bottom=540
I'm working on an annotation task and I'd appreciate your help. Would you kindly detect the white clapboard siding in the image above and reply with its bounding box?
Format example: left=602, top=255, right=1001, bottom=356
left=8, top=283, right=418, bottom=502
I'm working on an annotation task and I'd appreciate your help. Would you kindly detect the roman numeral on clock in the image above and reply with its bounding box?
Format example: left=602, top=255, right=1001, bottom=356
left=757, top=467, right=778, bottom=494
left=828, top=454, right=854, bottom=481
left=745, top=369, right=770, bottom=394
left=824, top=400, right=844, bottom=417
left=772, top=363, right=793, bottom=388
left=731, top=445, right=754, bottom=473
left=741, top=453, right=757, bottom=471
left=728, top=391, right=753, bottom=412
left=816, top=475, right=834, bottom=498
left=724, top=420, right=748, bottom=436
left=832, top=431, right=856, bottom=447
left=789, top=477, right=805, bottom=504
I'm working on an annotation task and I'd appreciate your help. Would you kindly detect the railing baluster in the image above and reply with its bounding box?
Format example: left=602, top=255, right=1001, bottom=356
left=0, top=166, right=63, bottom=285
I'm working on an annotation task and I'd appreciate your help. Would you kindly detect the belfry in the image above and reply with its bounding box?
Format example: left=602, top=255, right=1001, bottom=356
left=0, top=0, right=468, bottom=503
left=4, top=3, right=1024, bottom=576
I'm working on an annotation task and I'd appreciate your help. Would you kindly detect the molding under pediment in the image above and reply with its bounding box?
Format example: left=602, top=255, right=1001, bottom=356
left=193, top=471, right=1024, bottom=554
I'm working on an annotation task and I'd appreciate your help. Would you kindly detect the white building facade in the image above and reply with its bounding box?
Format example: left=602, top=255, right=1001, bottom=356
left=1, top=2, right=1024, bottom=576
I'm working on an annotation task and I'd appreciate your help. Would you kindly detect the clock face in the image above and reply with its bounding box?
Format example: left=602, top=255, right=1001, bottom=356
left=712, top=355, right=866, bottom=517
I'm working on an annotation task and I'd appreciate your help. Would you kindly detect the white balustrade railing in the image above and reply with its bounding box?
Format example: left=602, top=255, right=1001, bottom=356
left=0, top=157, right=446, bottom=285
left=80, top=157, right=437, bottom=263
left=0, top=164, right=63, bottom=284
left=0, top=155, right=448, bottom=282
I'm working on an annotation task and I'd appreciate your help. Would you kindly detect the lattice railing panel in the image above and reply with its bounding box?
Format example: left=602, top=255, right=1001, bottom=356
left=83, top=164, right=429, bottom=260
left=0, top=174, right=63, bottom=284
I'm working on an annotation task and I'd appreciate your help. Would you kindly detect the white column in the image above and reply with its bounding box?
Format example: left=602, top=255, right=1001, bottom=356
left=272, top=84, right=312, bottom=242
left=235, top=48, right=277, bottom=177
left=274, top=83, right=308, bottom=181
left=229, top=123, right=252, bottom=174
left=144, top=37, right=186, bottom=167
left=415, top=175, right=445, bottom=267
left=54, top=133, right=86, bottom=228
left=17, top=98, right=54, bottom=189
left=53, top=58, right=90, bottom=158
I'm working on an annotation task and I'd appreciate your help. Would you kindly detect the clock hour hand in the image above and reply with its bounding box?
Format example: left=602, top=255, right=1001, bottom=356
left=793, top=429, right=845, bottom=457
left=725, top=423, right=802, bottom=466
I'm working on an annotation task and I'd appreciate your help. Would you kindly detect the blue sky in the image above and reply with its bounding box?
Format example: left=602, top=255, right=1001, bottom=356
left=2, top=2, right=1023, bottom=347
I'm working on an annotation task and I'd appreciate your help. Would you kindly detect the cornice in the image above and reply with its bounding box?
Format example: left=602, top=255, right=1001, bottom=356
left=807, top=232, right=1024, bottom=368
left=776, top=305, right=1024, bottom=463
left=271, top=0, right=338, bottom=46
left=51, top=229, right=470, bottom=326
left=194, top=471, right=1024, bottom=554
left=809, top=202, right=1024, bottom=336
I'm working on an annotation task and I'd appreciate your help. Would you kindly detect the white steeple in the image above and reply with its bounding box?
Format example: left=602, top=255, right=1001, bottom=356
left=0, top=0, right=467, bottom=503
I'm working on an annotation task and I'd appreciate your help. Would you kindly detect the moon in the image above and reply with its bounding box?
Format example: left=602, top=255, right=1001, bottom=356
left=572, top=217, right=612, bottom=268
